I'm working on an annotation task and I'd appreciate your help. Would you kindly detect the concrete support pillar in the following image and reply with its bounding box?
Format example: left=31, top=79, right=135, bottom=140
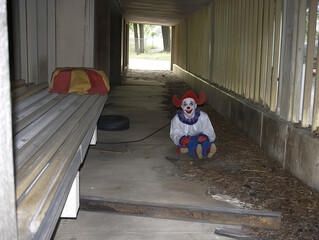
left=26, top=0, right=39, bottom=84
left=110, top=0, right=123, bottom=85
left=0, top=0, right=18, bottom=238
left=94, top=0, right=111, bottom=78
left=48, top=0, right=56, bottom=83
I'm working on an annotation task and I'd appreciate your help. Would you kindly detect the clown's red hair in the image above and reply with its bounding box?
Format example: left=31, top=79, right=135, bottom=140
left=172, top=90, right=206, bottom=107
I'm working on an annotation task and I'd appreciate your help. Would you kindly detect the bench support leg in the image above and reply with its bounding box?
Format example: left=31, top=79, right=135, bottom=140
left=61, top=172, right=80, bottom=218
left=90, top=126, right=97, bottom=145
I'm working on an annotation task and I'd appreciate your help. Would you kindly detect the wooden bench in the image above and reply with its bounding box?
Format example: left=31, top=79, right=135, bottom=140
left=13, top=87, right=107, bottom=239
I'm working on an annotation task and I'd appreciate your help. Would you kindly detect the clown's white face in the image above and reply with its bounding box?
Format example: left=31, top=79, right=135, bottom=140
left=182, top=98, right=197, bottom=119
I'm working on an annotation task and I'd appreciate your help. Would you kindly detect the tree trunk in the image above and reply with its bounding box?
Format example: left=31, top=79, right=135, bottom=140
left=133, top=23, right=139, bottom=54
left=161, top=26, right=170, bottom=52
left=139, top=24, right=145, bottom=53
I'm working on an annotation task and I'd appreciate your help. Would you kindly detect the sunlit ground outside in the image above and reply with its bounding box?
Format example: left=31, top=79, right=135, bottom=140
left=128, top=24, right=171, bottom=70
left=129, top=56, right=171, bottom=70
left=129, top=39, right=171, bottom=70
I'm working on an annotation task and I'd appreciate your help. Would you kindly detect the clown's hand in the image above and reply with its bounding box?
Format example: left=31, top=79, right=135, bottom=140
left=197, top=135, right=207, bottom=142
left=180, top=136, right=191, bottom=147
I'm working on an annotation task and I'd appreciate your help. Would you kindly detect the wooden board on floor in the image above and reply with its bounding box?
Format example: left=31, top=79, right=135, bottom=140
left=80, top=195, right=281, bottom=229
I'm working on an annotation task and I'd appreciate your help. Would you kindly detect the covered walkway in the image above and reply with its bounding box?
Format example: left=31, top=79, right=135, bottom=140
left=3, top=1, right=319, bottom=239
left=52, top=70, right=319, bottom=240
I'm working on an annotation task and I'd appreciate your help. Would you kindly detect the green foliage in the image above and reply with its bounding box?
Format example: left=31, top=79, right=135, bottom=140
left=129, top=23, right=160, bottom=38
left=144, top=25, right=157, bottom=36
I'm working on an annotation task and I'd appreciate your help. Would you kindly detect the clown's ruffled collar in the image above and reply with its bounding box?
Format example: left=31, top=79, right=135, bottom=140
left=177, top=108, right=200, bottom=125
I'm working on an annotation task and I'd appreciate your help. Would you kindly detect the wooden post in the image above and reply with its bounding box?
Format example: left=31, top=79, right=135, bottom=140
left=250, top=0, right=258, bottom=100
left=270, top=0, right=282, bottom=112
left=260, top=0, right=269, bottom=105
left=277, top=0, right=299, bottom=121
left=209, top=1, right=215, bottom=83
left=239, top=0, right=245, bottom=95
left=246, top=0, right=253, bottom=99
left=302, top=0, right=317, bottom=127
left=254, top=0, right=264, bottom=103
left=233, top=0, right=240, bottom=93
left=48, top=0, right=57, bottom=84
left=243, top=0, right=249, bottom=97
left=0, top=0, right=18, bottom=238
left=292, top=0, right=307, bottom=123
left=265, top=0, right=275, bottom=109
left=26, top=0, right=39, bottom=84
left=110, top=2, right=123, bottom=85
left=313, top=42, right=319, bottom=131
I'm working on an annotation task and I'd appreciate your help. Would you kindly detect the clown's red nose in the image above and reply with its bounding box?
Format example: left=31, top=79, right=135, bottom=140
left=187, top=106, right=190, bottom=109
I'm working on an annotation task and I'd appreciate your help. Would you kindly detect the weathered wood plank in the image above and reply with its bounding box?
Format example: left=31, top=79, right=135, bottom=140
left=226, top=0, right=231, bottom=90
left=254, top=0, right=264, bottom=103
left=313, top=44, right=319, bottom=130
left=245, top=0, right=252, bottom=99
left=13, top=94, right=79, bottom=152
left=221, top=0, right=227, bottom=88
left=15, top=95, right=90, bottom=173
left=233, top=0, right=240, bottom=93
left=260, top=0, right=269, bottom=105
left=80, top=196, right=282, bottom=230
left=13, top=82, right=48, bottom=103
left=250, top=0, right=258, bottom=100
left=277, top=0, right=299, bottom=120
left=302, top=0, right=317, bottom=127
left=235, top=0, right=241, bottom=94
left=11, top=79, right=26, bottom=89
left=12, top=84, right=28, bottom=95
left=14, top=91, right=57, bottom=121
left=270, top=0, right=282, bottom=112
left=239, top=0, right=245, bottom=95
left=243, top=0, right=249, bottom=97
left=312, top=1, right=319, bottom=131
left=292, top=0, right=307, bottom=122
left=13, top=90, right=53, bottom=113
left=15, top=95, right=97, bottom=199
left=17, top=95, right=106, bottom=240
left=0, top=3, right=18, bottom=238
left=13, top=93, right=60, bottom=134
left=215, top=0, right=222, bottom=86
left=265, top=0, right=275, bottom=109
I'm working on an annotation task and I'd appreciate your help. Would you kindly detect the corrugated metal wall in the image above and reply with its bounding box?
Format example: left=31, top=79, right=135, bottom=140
left=172, top=20, right=187, bottom=69
left=212, top=0, right=282, bottom=110
left=187, top=5, right=212, bottom=80
left=173, top=0, right=319, bottom=132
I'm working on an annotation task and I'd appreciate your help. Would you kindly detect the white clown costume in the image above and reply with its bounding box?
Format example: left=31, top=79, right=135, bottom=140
left=170, top=91, right=217, bottom=159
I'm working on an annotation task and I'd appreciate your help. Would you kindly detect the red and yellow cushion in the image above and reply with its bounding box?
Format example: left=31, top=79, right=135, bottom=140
left=48, top=68, right=110, bottom=95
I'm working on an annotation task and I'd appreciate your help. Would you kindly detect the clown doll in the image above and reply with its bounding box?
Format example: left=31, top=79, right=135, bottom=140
left=170, top=90, right=217, bottom=159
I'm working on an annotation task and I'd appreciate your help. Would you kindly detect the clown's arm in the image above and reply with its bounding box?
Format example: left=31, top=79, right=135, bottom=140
left=170, top=114, right=188, bottom=146
left=199, top=112, right=216, bottom=142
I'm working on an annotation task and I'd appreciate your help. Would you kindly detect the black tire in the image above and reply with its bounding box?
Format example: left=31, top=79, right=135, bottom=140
left=97, top=115, right=130, bottom=131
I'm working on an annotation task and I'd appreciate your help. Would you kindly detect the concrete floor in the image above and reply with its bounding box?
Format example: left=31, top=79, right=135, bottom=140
left=52, top=76, right=243, bottom=239
left=129, top=58, right=170, bottom=70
